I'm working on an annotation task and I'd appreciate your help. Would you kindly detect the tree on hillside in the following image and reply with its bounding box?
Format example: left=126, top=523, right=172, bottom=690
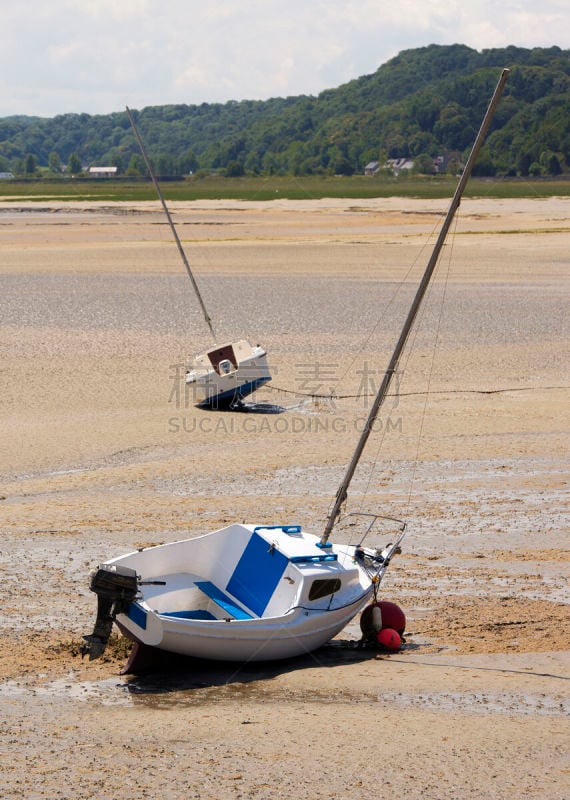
left=179, top=148, right=199, bottom=175
left=24, top=154, right=37, bottom=175
left=413, top=153, right=434, bottom=174
left=541, top=151, right=562, bottom=175
left=68, top=152, right=82, bottom=174
left=225, top=160, right=244, bottom=177
left=48, top=151, right=62, bottom=173
left=0, top=46, right=568, bottom=177
left=156, top=153, right=176, bottom=176
left=109, top=149, right=124, bottom=174
left=126, top=153, right=145, bottom=176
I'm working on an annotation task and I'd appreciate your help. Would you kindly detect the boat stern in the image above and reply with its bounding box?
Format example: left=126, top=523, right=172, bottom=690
left=81, top=563, right=139, bottom=659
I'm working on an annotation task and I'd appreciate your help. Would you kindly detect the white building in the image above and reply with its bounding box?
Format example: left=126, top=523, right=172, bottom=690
left=88, top=166, right=118, bottom=178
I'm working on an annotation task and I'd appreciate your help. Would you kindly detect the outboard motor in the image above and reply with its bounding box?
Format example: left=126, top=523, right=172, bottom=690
left=82, top=564, right=139, bottom=660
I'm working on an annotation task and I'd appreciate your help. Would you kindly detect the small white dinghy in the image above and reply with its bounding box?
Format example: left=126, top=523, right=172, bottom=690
left=83, top=72, right=510, bottom=667
left=126, top=107, right=271, bottom=409
left=84, top=521, right=404, bottom=663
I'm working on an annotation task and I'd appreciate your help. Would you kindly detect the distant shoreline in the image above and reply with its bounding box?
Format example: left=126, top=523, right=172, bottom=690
left=1, top=174, right=570, bottom=203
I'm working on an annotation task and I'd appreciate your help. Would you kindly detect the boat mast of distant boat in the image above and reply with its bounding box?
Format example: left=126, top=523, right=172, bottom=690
left=126, top=106, right=216, bottom=342
left=320, top=68, right=510, bottom=546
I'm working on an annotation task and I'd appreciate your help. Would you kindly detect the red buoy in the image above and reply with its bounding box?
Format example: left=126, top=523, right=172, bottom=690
left=377, top=601, right=406, bottom=634
left=360, top=601, right=406, bottom=639
left=376, top=627, right=401, bottom=651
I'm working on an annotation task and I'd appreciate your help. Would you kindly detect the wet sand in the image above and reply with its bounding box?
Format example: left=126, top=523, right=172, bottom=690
left=1, top=197, right=569, bottom=799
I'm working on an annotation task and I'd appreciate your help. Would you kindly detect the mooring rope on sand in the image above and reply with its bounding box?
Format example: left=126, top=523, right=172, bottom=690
left=264, top=383, right=569, bottom=401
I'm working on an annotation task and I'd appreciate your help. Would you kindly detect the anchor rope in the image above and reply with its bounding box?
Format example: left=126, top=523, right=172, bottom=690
left=262, top=382, right=567, bottom=402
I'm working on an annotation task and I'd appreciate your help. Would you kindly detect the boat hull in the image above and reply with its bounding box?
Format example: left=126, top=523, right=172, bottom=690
left=89, top=523, right=377, bottom=663
left=195, top=375, right=271, bottom=409
left=117, top=595, right=372, bottom=662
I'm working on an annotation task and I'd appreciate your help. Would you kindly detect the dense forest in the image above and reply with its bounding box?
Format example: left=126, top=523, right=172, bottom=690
left=1, top=44, right=569, bottom=178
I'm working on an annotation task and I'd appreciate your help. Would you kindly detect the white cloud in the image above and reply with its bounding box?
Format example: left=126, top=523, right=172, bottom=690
left=66, top=0, right=151, bottom=19
left=0, top=0, right=568, bottom=116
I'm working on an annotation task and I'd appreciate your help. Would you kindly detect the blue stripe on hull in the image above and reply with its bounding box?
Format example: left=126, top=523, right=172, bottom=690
left=197, top=376, right=271, bottom=409
left=128, top=601, right=147, bottom=629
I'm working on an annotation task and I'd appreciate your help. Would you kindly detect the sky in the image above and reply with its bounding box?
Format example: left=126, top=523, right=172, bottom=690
left=1, top=0, right=569, bottom=118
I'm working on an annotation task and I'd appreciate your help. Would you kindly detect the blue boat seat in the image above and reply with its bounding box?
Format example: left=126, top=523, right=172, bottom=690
left=156, top=532, right=290, bottom=621
left=195, top=580, right=254, bottom=620
left=161, top=609, right=217, bottom=620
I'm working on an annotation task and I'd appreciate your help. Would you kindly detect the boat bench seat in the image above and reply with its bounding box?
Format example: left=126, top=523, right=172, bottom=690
left=161, top=609, right=217, bottom=621
left=153, top=529, right=290, bottom=622
left=159, top=579, right=255, bottom=621
left=150, top=573, right=254, bottom=621
left=195, top=580, right=254, bottom=620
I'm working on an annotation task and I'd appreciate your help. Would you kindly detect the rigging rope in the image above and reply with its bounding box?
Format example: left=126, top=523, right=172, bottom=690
left=333, top=212, right=447, bottom=395
left=354, top=213, right=454, bottom=514
left=403, top=211, right=456, bottom=512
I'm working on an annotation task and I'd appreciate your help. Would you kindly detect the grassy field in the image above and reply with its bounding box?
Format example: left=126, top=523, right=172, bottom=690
left=1, top=174, right=570, bottom=202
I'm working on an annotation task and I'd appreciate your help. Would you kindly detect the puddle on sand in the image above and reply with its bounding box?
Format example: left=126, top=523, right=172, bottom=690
left=5, top=676, right=566, bottom=718
left=2, top=655, right=567, bottom=718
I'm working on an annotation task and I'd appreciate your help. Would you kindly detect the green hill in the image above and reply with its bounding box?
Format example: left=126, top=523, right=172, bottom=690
left=1, top=44, right=569, bottom=178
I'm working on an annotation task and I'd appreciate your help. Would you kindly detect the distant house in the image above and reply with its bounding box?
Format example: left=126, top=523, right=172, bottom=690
left=0, top=171, right=14, bottom=180
left=386, top=158, right=415, bottom=175
left=364, top=161, right=380, bottom=176
left=433, top=154, right=462, bottom=174
left=88, top=166, right=118, bottom=178
left=432, top=155, right=446, bottom=173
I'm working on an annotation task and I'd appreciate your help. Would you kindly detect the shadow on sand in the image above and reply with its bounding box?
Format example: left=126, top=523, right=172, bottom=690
left=237, top=401, right=288, bottom=414
left=200, top=401, right=288, bottom=414
left=121, top=639, right=385, bottom=696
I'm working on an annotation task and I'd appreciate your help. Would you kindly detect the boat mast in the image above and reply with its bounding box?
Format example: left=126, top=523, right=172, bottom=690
left=320, top=68, right=510, bottom=546
left=126, top=106, right=216, bottom=342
